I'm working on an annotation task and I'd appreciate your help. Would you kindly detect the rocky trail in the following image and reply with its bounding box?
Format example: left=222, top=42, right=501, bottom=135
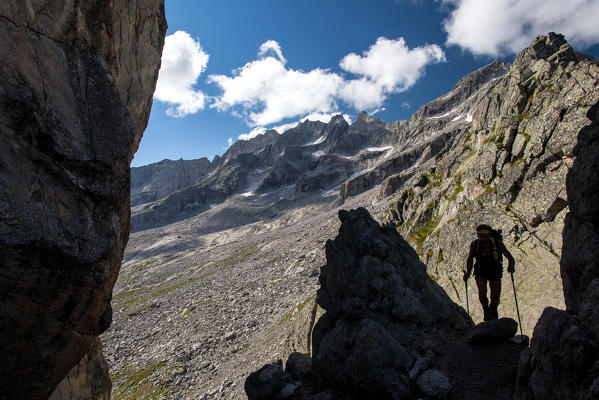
left=441, top=328, right=527, bottom=400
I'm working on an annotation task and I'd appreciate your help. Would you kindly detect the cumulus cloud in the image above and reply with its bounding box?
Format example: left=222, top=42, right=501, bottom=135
left=443, top=0, right=599, bottom=56
left=209, top=48, right=343, bottom=126
left=154, top=31, right=210, bottom=117
left=210, top=38, right=444, bottom=127
left=339, top=37, right=445, bottom=109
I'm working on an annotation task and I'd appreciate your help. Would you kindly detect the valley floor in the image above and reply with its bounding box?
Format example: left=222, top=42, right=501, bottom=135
left=103, top=189, right=391, bottom=399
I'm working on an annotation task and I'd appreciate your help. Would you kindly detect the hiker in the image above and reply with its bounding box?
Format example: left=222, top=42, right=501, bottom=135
left=463, top=224, right=515, bottom=321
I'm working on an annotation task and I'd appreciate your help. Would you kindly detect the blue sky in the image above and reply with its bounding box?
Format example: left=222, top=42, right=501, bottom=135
left=132, top=0, right=599, bottom=167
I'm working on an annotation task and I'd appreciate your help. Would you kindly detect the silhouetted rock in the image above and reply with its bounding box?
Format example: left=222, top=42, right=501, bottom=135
left=286, top=352, right=312, bottom=380
left=468, top=318, right=518, bottom=344
left=416, top=369, right=451, bottom=398
left=245, top=360, right=290, bottom=400
left=311, top=207, right=472, bottom=398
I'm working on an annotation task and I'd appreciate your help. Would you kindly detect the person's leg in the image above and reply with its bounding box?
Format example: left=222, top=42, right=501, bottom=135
left=475, top=276, right=490, bottom=320
left=489, top=280, right=501, bottom=319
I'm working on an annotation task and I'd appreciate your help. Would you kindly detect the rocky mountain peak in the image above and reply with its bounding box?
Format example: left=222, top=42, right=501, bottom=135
left=518, top=32, right=577, bottom=64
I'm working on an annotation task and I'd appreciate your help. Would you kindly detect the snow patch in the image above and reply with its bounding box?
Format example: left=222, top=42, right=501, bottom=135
left=465, top=113, right=473, bottom=123
left=348, top=169, right=371, bottom=180
left=322, top=185, right=342, bottom=196
left=240, top=192, right=254, bottom=197
left=303, top=134, right=327, bottom=146
left=209, top=203, right=220, bottom=209
left=452, top=115, right=464, bottom=122
left=429, top=110, right=453, bottom=119
left=366, top=146, right=393, bottom=152
left=312, top=150, right=326, bottom=158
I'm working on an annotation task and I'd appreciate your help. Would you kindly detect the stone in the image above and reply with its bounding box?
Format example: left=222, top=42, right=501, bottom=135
left=285, top=352, right=312, bottom=380
left=0, top=1, right=166, bottom=399
left=409, top=357, right=433, bottom=380
left=416, top=369, right=451, bottom=398
left=245, top=360, right=289, bottom=400
left=467, top=318, right=519, bottom=344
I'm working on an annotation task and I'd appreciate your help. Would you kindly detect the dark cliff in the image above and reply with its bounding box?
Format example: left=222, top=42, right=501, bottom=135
left=0, top=1, right=167, bottom=399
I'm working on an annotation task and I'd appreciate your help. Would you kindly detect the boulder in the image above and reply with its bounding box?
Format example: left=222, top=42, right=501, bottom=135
left=467, top=318, right=518, bottom=344
left=245, top=360, right=289, bottom=400
left=286, top=352, right=313, bottom=381
left=312, top=207, right=472, bottom=398
left=416, top=369, right=452, bottom=398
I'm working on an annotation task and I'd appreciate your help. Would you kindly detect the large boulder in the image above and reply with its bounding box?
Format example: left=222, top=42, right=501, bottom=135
left=312, top=207, right=472, bottom=398
left=0, top=1, right=166, bottom=399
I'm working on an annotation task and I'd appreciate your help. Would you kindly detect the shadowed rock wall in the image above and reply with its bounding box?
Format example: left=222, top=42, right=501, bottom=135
left=515, top=103, right=599, bottom=399
left=0, top=1, right=166, bottom=399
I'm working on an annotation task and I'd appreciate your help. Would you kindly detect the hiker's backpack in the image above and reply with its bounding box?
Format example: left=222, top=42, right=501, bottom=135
left=476, top=228, right=503, bottom=268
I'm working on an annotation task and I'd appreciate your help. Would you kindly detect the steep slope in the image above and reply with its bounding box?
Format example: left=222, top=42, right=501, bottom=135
left=0, top=1, right=166, bottom=399
left=131, top=158, right=217, bottom=206
left=381, top=33, right=599, bottom=333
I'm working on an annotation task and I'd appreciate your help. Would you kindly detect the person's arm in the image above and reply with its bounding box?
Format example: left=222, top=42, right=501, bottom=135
left=501, top=242, right=516, bottom=273
left=464, top=241, right=476, bottom=281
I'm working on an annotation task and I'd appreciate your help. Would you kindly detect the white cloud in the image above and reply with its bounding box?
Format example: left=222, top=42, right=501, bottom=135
left=238, top=127, right=267, bottom=141
left=258, top=40, right=287, bottom=64
left=210, top=38, right=444, bottom=126
left=209, top=48, right=343, bottom=126
left=154, top=31, right=209, bottom=117
left=340, top=37, right=445, bottom=93
left=401, top=101, right=411, bottom=109
left=443, top=0, right=599, bottom=56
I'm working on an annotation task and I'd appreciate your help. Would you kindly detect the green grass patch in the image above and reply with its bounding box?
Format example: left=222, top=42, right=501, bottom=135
left=517, top=111, right=531, bottom=121
left=279, top=293, right=317, bottom=325
left=410, top=217, right=440, bottom=253
left=112, top=361, right=168, bottom=400
left=436, top=248, right=445, bottom=264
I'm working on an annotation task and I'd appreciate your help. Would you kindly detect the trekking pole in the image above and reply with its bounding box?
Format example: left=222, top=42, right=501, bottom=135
left=465, top=279, right=470, bottom=316
left=511, top=272, right=524, bottom=337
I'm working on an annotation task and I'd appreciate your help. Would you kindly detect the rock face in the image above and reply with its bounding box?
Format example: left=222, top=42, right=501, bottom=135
left=311, top=207, right=472, bottom=398
left=131, top=157, right=216, bottom=206
left=382, top=33, right=599, bottom=333
left=48, top=338, right=111, bottom=400
left=515, top=97, right=599, bottom=398
left=0, top=1, right=166, bottom=399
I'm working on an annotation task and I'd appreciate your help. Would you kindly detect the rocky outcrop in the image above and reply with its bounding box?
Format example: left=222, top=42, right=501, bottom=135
left=311, top=208, right=472, bottom=398
left=0, top=1, right=166, bottom=399
left=515, top=99, right=599, bottom=399
left=48, top=338, right=111, bottom=400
